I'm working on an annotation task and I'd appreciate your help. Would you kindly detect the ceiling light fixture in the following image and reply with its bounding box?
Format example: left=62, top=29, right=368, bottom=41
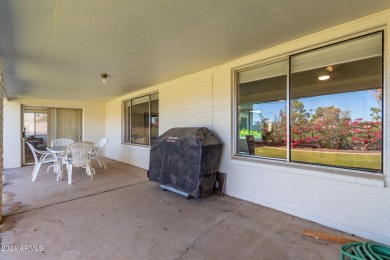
left=318, top=71, right=330, bottom=81
left=101, top=73, right=108, bottom=84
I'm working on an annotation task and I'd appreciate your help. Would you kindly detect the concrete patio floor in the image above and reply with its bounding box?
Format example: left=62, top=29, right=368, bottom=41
left=1, top=159, right=357, bottom=259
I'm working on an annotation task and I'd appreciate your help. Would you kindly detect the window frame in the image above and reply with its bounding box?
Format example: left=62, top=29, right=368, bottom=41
left=122, top=91, right=159, bottom=146
left=232, top=30, right=385, bottom=174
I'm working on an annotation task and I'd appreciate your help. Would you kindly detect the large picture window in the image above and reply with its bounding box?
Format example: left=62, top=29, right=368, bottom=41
left=236, top=32, right=383, bottom=172
left=124, top=93, right=159, bottom=145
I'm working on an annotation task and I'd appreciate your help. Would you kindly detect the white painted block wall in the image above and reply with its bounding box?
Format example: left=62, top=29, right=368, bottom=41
left=3, top=101, right=21, bottom=168
left=105, top=10, right=390, bottom=244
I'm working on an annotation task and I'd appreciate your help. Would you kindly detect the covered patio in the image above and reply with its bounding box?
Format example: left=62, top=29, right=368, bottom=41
left=2, top=159, right=349, bottom=259
left=1, top=1, right=390, bottom=258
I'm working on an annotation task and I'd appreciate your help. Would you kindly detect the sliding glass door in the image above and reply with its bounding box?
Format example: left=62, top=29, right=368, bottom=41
left=23, top=106, right=82, bottom=165
left=23, top=107, right=48, bottom=164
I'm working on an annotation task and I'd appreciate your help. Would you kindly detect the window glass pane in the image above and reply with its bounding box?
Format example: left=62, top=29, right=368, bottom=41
left=124, top=100, right=131, bottom=143
left=290, top=32, right=382, bottom=172
left=24, top=113, right=35, bottom=136
left=131, top=96, right=150, bottom=145
left=132, top=95, right=149, bottom=105
left=237, top=60, right=287, bottom=159
left=35, top=113, right=47, bottom=135
left=151, top=94, right=159, bottom=143
left=123, top=94, right=159, bottom=145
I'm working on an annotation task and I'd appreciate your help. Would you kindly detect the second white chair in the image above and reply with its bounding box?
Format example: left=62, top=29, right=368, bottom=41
left=51, top=138, right=74, bottom=147
left=90, top=137, right=108, bottom=169
left=48, top=138, right=74, bottom=174
left=64, top=142, right=95, bottom=184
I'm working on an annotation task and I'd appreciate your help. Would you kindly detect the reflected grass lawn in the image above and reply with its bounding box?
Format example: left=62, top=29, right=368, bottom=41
left=255, top=147, right=381, bottom=171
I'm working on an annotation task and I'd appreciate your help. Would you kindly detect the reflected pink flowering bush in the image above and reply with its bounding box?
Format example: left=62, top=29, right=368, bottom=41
left=264, top=100, right=382, bottom=151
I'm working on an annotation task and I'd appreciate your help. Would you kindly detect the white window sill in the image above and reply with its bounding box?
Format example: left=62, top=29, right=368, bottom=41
left=122, top=143, right=151, bottom=150
left=231, top=155, right=386, bottom=188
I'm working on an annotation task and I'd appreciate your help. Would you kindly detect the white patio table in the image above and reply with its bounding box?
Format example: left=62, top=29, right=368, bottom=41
left=46, top=145, right=67, bottom=181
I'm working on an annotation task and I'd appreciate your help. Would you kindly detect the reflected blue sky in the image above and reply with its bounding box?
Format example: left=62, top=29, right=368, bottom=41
left=253, top=90, right=381, bottom=123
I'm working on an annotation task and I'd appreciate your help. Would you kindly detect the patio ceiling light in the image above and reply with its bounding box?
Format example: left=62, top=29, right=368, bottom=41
left=318, top=71, right=330, bottom=81
left=101, top=73, right=108, bottom=84
left=318, top=65, right=336, bottom=81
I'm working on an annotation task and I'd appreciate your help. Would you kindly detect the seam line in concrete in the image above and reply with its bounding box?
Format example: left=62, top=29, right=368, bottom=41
left=176, top=202, right=244, bottom=259
left=4, top=180, right=149, bottom=217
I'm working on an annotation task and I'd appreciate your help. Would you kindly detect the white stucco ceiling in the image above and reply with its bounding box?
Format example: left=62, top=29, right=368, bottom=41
left=0, top=0, right=389, bottom=102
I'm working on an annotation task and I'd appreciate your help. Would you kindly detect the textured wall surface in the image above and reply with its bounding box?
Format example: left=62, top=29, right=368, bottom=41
left=104, top=10, right=390, bottom=244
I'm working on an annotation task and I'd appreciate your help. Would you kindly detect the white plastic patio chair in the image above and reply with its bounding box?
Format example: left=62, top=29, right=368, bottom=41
left=51, top=138, right=74, bottom=146
left=90, top=138, right=108, bottom=169
left=26, top=142, right=57, bottom=181
left=64, top=142, right=95, bottom=184
left=48, top=138, right=74, bottom=173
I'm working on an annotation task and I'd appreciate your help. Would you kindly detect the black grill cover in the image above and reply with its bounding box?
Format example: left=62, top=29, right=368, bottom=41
left=148, top=127, right=223, bottom=198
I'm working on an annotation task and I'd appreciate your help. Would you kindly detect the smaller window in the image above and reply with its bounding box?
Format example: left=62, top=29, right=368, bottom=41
left=123, top=93, right=159, bottom=145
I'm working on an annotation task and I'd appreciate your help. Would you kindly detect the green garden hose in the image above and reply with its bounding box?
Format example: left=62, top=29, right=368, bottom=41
left=340, top=241, right=390, bottom=260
